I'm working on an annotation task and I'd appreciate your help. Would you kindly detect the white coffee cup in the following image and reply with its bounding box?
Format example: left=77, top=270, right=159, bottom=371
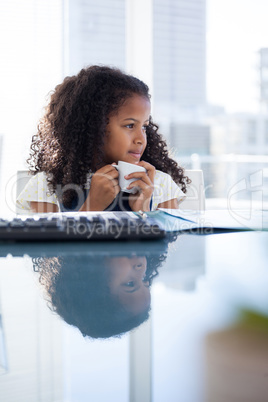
left=113, top=161, right=146, bottom=194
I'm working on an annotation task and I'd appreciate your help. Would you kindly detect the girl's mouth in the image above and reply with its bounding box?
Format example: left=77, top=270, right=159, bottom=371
left=128, top=152, right=141, bottom=160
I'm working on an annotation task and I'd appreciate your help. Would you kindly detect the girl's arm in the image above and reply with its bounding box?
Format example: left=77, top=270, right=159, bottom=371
left=30, top=201, right=59, bottom=213
left=151, top=170, right=186, bottom=211
left=157, top=198, right=179, bottom=209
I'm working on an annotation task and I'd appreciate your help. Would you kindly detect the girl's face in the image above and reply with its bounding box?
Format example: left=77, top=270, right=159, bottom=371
left=103, top=94, right=151, bottom=165
left=107, top=256, right=151, bottom=315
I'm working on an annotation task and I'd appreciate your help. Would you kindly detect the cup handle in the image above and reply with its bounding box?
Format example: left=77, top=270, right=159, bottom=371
left=112, top=164, right=118, bottom=170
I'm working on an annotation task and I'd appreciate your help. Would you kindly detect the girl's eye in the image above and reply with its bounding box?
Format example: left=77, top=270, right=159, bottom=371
left=125, top=124, right=148, bottom=130
left=142, top=126, right=149, bottom=134
left=125, top=281, right=135, bottom=287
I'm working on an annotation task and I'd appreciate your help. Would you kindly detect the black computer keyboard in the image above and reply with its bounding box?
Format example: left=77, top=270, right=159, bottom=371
left=0, top=212, right=165, bottom=242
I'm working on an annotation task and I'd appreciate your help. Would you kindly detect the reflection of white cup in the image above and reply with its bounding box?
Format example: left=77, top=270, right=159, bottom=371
left=113, top=161, right=146, bottom=194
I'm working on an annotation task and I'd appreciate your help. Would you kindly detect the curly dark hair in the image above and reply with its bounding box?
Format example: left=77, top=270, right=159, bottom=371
left=28, top=65, right=190, bottom=208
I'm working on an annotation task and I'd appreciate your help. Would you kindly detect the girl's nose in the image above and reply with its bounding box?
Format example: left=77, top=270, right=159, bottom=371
left=131, top=258, right=147, bottom=274
left=134, top=129, right=146, bottom=144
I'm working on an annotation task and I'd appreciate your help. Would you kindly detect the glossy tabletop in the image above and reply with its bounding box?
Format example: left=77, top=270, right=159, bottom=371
left=0, top=230, right=267, bottom=402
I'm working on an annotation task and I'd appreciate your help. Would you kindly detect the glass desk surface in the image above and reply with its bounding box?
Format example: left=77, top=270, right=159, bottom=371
left=0, top=231, right=267, bottom=402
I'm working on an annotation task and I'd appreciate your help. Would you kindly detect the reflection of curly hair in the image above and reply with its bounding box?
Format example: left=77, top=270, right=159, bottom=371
left=27, top=65, right=190, bottom=208
left=34, top=253, right=163, bottom=339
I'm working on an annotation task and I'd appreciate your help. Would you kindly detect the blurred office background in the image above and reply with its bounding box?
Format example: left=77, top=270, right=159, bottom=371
left=0, top=0, right=268, bottom=213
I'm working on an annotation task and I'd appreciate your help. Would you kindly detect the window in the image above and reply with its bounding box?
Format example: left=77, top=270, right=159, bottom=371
left=0, top=0, right=63, bottom=212
left=248, top=120, right=257, bottom=144
left=1, top=0, right=268, bottom=212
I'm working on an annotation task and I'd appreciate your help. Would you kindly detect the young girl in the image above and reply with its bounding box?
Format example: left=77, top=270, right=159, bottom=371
left=17, top=65, right=190, bottom=213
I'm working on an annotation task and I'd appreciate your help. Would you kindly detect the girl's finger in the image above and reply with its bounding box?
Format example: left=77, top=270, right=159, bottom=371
left=127, top=179, right=153, bottom=191
left=97, top=164, right=119, bottom=175
left=137, top=161, right=156, bottom=181
left=108, top=169, right=119, bottom=178
left=127, top=174, right=153, bottom=189
left=125, top=172, right=149, bottom=180
left=138, top=161, right=154, bottom=170
left=94, top=171, right=119, bottom=183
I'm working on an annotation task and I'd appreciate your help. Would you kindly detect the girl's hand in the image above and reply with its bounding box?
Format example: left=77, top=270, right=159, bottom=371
left=79, top=164, right=119, bottom=211
left=127, top=161, right=155, bottom=211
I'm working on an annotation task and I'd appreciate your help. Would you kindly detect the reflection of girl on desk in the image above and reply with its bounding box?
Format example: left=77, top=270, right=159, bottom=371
left=34, top=245, right=168, bottom=339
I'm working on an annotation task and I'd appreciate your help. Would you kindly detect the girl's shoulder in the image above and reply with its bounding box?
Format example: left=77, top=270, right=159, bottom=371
left=154, top=169, right=184, bottom=191
left=154, top=169, right=175, bottom=184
